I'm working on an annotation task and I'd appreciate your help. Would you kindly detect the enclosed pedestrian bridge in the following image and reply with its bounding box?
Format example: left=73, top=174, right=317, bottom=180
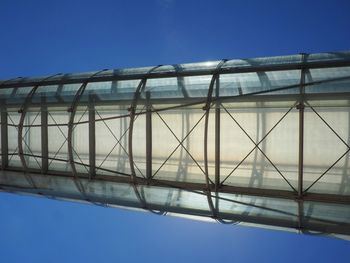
left=1, top=51, right=350, bottom=238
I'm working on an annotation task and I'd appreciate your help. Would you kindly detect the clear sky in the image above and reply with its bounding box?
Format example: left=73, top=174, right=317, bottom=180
left=0, top=0, right=350, bottom=262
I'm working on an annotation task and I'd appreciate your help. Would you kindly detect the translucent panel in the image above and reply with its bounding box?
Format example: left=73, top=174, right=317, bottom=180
left=0, top=86, right=33, bottom=106
left=305, top=66, right=350, bottom=94
left=1, top=51, right=349, bottom=88
left=303, top=201, right=350, bottom=225
left=303, top=105, right=350, bottom=195
left=0, top=170, right=33, bottom=188
left=131, top=108, right=147, bottom=178
left=47, top=110, right=70, bottom=172
left=95, top=106, right=131, bottom=176
left=217, top=193, right=298, bottom=222
left=23, top=111, right=42, bottom=170
left=7, top=112, right=21, bottom=167
left=151, top=108, right=206, bottom=183
left=82, top=79, right=140, bottom=102
left=220, top=103, right=298, bottom=191
left=143, top=75, right=212, bottom=100
left=306, top=51, right=350, bottom=63
left=222, top=54, right=302, bottom=69
left=32, top=83, right=82, bottom=104
left=72, top=108, right=90, bottom=174
left=138, top=185, right=211, bottom=215
left=144, top=77, right=184, bottom=99
left=219, top=70, right=301, bottom=97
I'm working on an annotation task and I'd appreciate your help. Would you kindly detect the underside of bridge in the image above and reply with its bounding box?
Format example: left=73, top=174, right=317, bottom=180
left=1, top=51, right=350, bottom=238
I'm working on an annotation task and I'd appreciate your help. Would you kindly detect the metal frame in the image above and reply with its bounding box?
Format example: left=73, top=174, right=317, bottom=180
left=297, top=53, right=307, bottom=230
left=146, top=91, right=152, bottom=180
left=41, top=95, right=48, bottom=174
left=203, top=60, right=227, bottom=218
left=67, top=69, right=108, bottom=198
left=88, top=93, right=96, bottom=179
left=1, top=102, right=8, bottom=169
left=1, top=56, right=350, bottom=89
left=17, top=73, right=62, bottom=187
left=0, top=52, right=350, bottom=237
left=127, top=65, right=163, bottom=211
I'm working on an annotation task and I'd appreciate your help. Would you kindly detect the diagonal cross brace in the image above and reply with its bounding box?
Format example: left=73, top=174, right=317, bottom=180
left=221, top=103, right=297, bottom=192
left=303, top=101, right=350, bottom=193
left=220, top=103, right=297, bottom=192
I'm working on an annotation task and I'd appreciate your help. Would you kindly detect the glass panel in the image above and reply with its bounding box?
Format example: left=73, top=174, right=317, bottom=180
left=7, top=111, right=21, bottom=168
left=303, top=105, right=350, bottom=195
left=47, top=110, right=70, bottom=172
left=220, top=103, right=299, bottom=191
left=217, top=193, right=298, bottom=222
left=304, top=201, right=350, bottom=225
left=306, top=66, right=350, bottom=94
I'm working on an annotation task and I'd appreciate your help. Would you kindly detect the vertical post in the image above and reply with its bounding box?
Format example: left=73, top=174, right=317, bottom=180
left=89, top=93, right=96, bottom=179
left=215, top=78, right=220, bottom=192
left=298, top=53, right=306, bottom=198
left=146, top=91, right=152, bottom=180
left=41, top=95, right=48, bottom=173
left=1, top=102, right=8, bottom=169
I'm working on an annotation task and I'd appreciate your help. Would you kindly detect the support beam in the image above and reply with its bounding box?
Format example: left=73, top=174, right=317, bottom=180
left=215, top=79, right=220, bottom=192
left=128, top=66, right=161, bottom=182
left=127, top=66, right=162, bottom=210
left=17, top=73, right=62, bottom=186
left=41, top=95, right=48, bottom=173
left=3, top=166, right=350, bottom=205
left=203, top=60, right=227, bottom=218
left=298, top=54, right=306, bottom=197
left=128, top=79, right=146, bottom=181
left=89, top=94, right=96, bottom=179
left=146, top=91, right=152, bottom=180
left=1, top=104, right=8, bottom=169
left=67, top=70, right=107, bottom=197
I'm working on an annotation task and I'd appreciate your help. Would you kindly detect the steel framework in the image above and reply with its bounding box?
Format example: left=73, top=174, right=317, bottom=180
left=1, top=51, right=350, bottom=238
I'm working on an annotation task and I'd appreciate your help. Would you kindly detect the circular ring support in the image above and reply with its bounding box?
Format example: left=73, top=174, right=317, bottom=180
left=18, top=73, right=62, bottom=188
left=203, top=59, right=228, bottom=219
left=127, top=65, right=167, bottom=213
left=67, top=69, right=108, bottom=200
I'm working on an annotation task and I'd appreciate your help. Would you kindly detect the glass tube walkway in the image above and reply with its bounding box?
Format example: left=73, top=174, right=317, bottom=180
left=1, top=51, right=350, bottom=238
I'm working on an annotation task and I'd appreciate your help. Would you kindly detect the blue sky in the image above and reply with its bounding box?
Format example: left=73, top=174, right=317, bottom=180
left=0, top=0, right=350, bottom=262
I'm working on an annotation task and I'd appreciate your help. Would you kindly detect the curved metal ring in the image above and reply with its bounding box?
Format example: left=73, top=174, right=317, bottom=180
left=18, top=73, right=63, bottom=188
left=203, top=59, right=228, bottom=219
left=67, top=69, right=108, bottom=200
left=127, top=65, right=167, bottom=213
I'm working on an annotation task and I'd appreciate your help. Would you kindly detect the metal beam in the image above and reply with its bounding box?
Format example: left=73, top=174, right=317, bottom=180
left=3, top=165, right=350, bottom=205
left=215, top=78, right=220, bottom=192
left=67, top=70, right=107, bottom=198
left=127, top=66, right=161, bottom=210
left=146, top=91, right=152, bottom=180
left=203, top=60, right=232, bottom=218
left=127, top=66, right=161, bottom=181
left=128, top=78, right=146, bottom=182
left=41, top=95, right=48, bottom=174
left=1, top=104, right=8, bottom=169
left=298, top=53, right=307, bottom=197
left=89, top=94, right=96, bottom=179
left=17, top=73, right=62, bottom=186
